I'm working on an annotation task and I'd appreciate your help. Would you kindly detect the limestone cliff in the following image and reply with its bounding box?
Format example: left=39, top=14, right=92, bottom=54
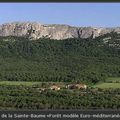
left=0, top=22, right=120, bottom=40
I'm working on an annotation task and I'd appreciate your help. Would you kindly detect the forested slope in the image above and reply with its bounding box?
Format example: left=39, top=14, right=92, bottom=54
left=0, top=32, right=120, bottom=84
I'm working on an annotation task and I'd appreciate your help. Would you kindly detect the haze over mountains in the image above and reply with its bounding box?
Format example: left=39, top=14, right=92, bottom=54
left=0, top=22, right=120, bottom=40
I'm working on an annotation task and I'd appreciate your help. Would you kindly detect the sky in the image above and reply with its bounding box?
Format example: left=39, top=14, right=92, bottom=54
left=0, top=3, right=120, bottom=27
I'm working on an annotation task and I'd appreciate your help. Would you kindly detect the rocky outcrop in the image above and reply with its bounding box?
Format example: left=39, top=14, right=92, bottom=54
left=0, top=22, right=120, bottom=40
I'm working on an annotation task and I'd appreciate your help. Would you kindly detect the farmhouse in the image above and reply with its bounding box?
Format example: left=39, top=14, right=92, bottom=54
left=36, top=88, right=46, bottom=93
left=66, top=84, right=87, bottom=90
left=75, top=84, right=87, bottom=90
left=50, top=85, right=61, bottom=91
left=66, top=84, right=76, bottom=89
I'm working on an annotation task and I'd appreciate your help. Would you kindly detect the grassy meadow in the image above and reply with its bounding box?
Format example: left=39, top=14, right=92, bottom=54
left=94, top=77, right=120, bottom=89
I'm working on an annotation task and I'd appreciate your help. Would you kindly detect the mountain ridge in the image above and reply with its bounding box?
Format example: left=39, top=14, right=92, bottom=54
left=0, top=22, right=120, bottom=40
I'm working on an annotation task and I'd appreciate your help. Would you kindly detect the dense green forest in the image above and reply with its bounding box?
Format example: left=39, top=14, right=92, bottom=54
left=0, top=32, right=120, bottom=84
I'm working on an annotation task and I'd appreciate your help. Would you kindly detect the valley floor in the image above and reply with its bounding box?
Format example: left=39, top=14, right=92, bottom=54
left=0, top=77, right=120, bottom=110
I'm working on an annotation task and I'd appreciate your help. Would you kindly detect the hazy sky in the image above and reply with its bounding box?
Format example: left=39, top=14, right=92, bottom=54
left=0, top=3, right=120, bottom=27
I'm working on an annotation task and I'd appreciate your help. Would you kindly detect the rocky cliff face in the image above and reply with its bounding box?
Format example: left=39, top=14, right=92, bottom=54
left=0, top=22, right=120, bottom=40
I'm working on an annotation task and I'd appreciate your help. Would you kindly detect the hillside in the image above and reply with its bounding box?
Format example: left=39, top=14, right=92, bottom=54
left=0, top=32, right=120, bottom=110
left=0, top=32, right=120, bottom=84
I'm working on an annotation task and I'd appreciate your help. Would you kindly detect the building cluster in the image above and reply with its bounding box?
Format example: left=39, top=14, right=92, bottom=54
left=49, top=83, right=87, bottom=91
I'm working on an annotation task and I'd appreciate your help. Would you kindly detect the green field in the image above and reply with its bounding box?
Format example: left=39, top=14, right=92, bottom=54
left=0, top=81, right=41, bottom=86
left=1, top=77, right=120, bottom=89
left=94, top=77, right=120, bottom=89
left=94, top=83, right=120, bottom=89
left=105, top=77, right=120, bottom=82
left=0, top=81, right=65, bottom=87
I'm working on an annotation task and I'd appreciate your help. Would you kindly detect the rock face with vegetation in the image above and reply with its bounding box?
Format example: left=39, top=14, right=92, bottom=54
left=0, top=22, right=120, bottom=40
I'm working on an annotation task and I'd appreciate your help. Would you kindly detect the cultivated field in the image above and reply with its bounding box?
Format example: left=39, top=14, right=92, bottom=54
left=0, top=81, right=41, bottom=86
left=105, top=77, right=120, bottom=82
left=94, top=83, right=120, bottom=89
left=94, top=77, right=120, bottom=89
left=0, top=81, right=65, bottom=87
left=1, top=77, right=120, bottom=89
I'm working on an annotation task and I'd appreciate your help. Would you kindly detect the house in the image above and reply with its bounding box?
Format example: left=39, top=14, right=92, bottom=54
left=36, top=88, right=46, bottom=93
left=66, top=84, right=87, bottom=90
left=66, top=84, right=76, bottom=89
left=75, top=84, right=87, bottom=90
left=50, top=85, right=61, bottom=91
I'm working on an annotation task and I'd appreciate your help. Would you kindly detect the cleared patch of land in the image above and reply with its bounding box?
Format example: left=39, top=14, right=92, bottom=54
left=0, top=81, right=65, bottom=87
left=105, top=77, right=120, bottom=82
left=94, top=83, right=120, bottom=89
left=0, top=81, right=41, bottom=86
left=94, top=77, right=120, bottom=89
left=1, top=77, right=120, bottom=89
